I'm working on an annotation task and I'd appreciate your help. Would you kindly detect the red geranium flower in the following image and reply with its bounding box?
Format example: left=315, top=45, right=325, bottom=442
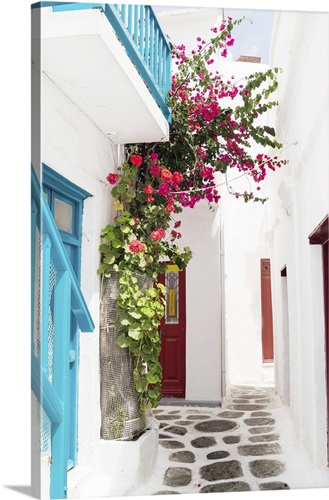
left=143, top=184, right=155, bottom=195
left=161, top=169, right=173, bottom=182
left=129, top=239, right=145, bottom=253
left=150, top=228, right=166, bottom=241
left=106, top=173, right=120, bottom=185
left=130, top=154, right=143, bottom=167
left=150, top=165, right=162, bottom=177
left=172, top=172, right=184, bottom=184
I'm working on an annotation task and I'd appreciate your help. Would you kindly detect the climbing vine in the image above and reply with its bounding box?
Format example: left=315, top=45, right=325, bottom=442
left=98, top=15, right=287, bottom=410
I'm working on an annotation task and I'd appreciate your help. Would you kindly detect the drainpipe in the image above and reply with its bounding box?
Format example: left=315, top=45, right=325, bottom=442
left=220, top=221, right=227, bottom=399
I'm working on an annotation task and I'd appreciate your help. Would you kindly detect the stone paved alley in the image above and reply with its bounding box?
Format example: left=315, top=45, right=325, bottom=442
left=133, top=385, right=329, bottom=496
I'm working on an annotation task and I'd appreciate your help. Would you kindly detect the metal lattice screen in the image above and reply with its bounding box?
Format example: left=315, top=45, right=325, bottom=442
left=99, top=272, right=153, bottom=440
left=31, top=233, right=55, bottom=453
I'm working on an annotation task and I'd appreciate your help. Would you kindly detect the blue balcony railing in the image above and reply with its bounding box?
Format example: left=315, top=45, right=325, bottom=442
left=33, top=2, right=172, bottom=121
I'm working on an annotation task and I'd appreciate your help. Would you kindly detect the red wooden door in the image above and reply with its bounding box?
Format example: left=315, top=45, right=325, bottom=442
left=260, top=259, right=274, bottom=363
left=158, top=266, right=186, bottom=397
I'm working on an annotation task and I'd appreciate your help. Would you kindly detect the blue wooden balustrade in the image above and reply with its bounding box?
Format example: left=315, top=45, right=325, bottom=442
left=31, top=166, right=94, bottom=499
left=32, top=2, right=172, bottom=121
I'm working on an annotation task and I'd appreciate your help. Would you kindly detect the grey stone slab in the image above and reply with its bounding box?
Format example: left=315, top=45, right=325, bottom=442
left=169, top=451, right=196, bottom=463
left=249, top=426, right=275, bottom=435
left=159, top=434, right=174, bottom=439
left=249, top=434, right=280, bottom=443
left=251, top=411, right=271, bottom=417
left=194, top=419, right=238, bottom=432
left=165, top=426, right=188, bottom=436
left=163, top=467, right=192, bottom=487
left=218, top=411, right=245, bottom=419
left=156, top=415, right=182, bottom=421
left=244, top=417, right=275, bottom=427
left=186, top=409, right=212, bottom=413
left=200, top=460, right=243, bottom=481
left=153, top=491, right=180, bottom=495
left=160, top=440, right=185, bottom=449
left=255, top=398, right=271, bottom=403
left=176, top=420, right=194, bottom=425
left=200, top=481, right=251, bottom=493
left=232, top=399, right=250, bottom=403
left=259, top=481, right=290, bottom=490
left=153, top=409, right=164, bottom=414
left=184, top=415, right=210, bottom=420
left=191, top=436, right=217, bottom=448
left=249, top=459, right=285, bottom=478
left=160, top=422, right=169, bottom=429
left=169, top=410, right=181, bottom=414
left=238, top=443, right=282, bottom=456
left=207, top=450, right=230, bottom=460
left=232, top=404, right=267, bottom=411
left=236, top=394, right=266, bottom=399
left=223, top=435, right=241, bottom=444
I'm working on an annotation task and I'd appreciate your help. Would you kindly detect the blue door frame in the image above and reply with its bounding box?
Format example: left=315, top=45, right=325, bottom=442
left=42, top=164, right=91, bottom=469
left=31, top=165, right=94, bottom=499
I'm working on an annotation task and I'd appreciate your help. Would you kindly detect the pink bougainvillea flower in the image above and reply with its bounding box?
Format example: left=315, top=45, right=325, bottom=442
left=172, top=171, right=184, bottom=184
left=149, top=152, right=158, bottom=161
left=161, top=169, right=173, bottom=182
left=130, top=154, right=143, bottom=167
left=158, top=182, right=171, bottom=196
left=129, top=239, right=145, bottom=253
left=150, top=165, right=162, bottom=177
left=106, top=173, right=120, bottom=185
left=143, top=184, right=155, bottom=195
left=174, top=220, right=181, bottom=229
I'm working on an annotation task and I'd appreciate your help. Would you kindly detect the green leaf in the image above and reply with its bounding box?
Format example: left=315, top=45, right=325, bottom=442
left=128, top=311, right=142, bottom=319
left=116, top=334, right=129, bottom=348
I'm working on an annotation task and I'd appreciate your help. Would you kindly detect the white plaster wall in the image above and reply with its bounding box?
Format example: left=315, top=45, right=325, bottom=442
left=265, top=10, right=329, bottom=467
left=39, top=63, right=119, bottom=468
left=178, top=201, right=222, bottom=402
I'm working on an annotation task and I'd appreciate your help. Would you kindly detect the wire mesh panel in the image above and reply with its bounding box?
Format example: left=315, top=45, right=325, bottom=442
left=99, top=272, right=153, bottom=440
left=31, top=232, right=56, bottom=453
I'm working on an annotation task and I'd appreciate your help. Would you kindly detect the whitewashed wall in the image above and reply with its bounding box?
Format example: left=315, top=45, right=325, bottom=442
left=265, top=10, right=329, bottom=467
left=38, top=63, right=120, bottom=467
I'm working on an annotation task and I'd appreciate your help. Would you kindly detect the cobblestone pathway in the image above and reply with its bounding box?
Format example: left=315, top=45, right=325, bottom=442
left=132, top=385, right=329, bottom=495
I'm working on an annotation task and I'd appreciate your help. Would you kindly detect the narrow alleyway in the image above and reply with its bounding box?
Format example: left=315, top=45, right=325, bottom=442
left=133, top=385, right=329, bottom=495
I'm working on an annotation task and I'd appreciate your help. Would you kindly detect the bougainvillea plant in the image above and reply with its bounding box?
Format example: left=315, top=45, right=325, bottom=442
left=98, top=16, right=287, bottom=410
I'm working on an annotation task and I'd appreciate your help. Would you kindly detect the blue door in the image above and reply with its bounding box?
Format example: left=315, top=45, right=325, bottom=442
left=42, top=164, right=91, bottom=469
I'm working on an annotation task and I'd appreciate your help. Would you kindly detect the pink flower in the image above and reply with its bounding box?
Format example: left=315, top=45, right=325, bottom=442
left=149, top=152, right=158, bottom=161
left=145, top=195, right=154, bottom=203
left=207, top=59, right=214, bottom=65
left=158, top=183, right=171, bottom=196
left=106, top=173, right=120, bottom=185
left=129, top=239, right=145, bottom=253
left=174, top=220, right=181, bottom=229
left=143, top=184, right=155, bottom=195
left=130, top=154, right=143, bottom=167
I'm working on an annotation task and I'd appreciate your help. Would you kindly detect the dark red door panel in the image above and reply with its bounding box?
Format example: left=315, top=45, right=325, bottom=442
left=158, top=267, right=186, bottom=397
left=260, top=259, right=274, bottom=363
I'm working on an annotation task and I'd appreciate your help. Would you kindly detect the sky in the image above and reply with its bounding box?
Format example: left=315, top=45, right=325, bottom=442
left=153, top=4, right=275, bottom=63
